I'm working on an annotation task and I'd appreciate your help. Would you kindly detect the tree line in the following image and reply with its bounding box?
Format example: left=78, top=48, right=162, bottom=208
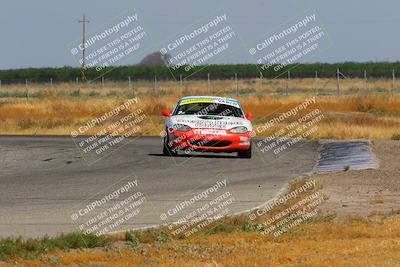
left=0, top=62, right=399, bottom=83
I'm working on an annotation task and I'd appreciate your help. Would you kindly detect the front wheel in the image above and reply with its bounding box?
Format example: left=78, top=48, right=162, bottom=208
left=163, top=135, right=177, bottom=156
left=238, top=145, right=252, bottom=158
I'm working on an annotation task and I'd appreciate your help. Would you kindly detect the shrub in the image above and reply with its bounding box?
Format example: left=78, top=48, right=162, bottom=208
left=156, top=232, right=171, bottom=243
left=392, top=133, right=400, bottom=140
left=0, top=232, right=110, bottom=261
left=125, top=231, right=140, bottom=248
left=87, top=91, right=100, bottom=97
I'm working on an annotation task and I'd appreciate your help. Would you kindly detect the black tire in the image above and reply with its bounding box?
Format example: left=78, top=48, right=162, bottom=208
left=238, top=145, right=252, bottom=158
left=163, top=135, right=177, bottom=156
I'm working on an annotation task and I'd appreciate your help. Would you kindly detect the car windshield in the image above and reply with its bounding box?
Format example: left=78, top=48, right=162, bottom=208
left=174, top=102, right=243, bottom=118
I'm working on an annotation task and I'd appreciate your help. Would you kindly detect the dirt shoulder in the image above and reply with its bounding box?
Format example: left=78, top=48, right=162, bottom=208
left=316, top=140, right=400, bottom=218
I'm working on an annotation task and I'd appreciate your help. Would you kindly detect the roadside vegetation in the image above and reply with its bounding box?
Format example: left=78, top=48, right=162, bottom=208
left=4, top=217, right=400, bottom=266
left=0, top=233, right=109, bottom=262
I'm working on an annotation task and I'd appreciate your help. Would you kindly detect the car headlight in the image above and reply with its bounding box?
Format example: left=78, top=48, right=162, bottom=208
left=230, top=126, right=248, bottom=134
left=171, top=124, right=191, bottom=132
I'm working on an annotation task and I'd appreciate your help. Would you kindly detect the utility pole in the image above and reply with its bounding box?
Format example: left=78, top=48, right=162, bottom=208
left=78, top=14, right=89, bottom=82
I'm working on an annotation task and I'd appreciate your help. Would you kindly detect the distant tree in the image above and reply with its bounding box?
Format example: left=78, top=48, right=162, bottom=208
left=138, top=52, right=171, bottom=66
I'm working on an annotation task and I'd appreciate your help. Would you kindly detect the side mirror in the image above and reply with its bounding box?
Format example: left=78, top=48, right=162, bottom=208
left=162, top=109, right=171, bottom=117
left=246, top=112, right=252, bottom=121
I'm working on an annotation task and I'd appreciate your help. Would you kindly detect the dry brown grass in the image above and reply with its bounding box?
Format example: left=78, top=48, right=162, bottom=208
left=370, top=199, right=385, bottom=205
left=3, top=216, right=400, bottom=267
left=1, top=80, right=400, bottom=139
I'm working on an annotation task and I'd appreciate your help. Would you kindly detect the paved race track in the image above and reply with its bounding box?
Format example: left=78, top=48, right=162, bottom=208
left=0, top=136, right=319, bottom=238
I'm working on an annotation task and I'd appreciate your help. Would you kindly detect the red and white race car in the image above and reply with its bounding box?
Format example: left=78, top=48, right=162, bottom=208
left=162, top=96, right=253, bottom=158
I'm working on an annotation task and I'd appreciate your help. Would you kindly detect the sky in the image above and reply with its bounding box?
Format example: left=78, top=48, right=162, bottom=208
left=0, top=0, right=399, bottom=70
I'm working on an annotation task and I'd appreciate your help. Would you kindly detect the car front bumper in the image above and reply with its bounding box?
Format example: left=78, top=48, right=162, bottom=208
left=167, top=128, right=252, bottom=154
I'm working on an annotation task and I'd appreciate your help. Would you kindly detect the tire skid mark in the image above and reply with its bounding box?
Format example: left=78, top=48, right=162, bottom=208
left=314, top=140, right=379, bottom=173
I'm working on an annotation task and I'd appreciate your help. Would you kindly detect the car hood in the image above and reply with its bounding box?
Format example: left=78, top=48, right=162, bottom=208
left=166, top=115, right=253, bottom=131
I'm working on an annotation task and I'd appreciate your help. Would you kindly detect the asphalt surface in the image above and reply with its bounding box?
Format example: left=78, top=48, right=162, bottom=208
left=314, top=140, right=379, bottom=173
left=0, top=136, right=319, bottom=238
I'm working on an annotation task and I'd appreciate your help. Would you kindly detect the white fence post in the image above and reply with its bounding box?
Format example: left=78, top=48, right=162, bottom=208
left=314, top=71, right=318, bottom=95
left=392, top=69, right=396, bottom=95
left=25, top=79, right=29, bottom=100
left=336, top=68, right=340, bottom=95
left=179, top=74, right=183, bottom=95
left=153, top=75, right=157, bottom=95
left=364, top=70, right=367, bottom=90
left=207, top=73, right=210, bottom=94
left=235, top=73, right=239, bottom=96
left=75, top=77, right=79, bottom=95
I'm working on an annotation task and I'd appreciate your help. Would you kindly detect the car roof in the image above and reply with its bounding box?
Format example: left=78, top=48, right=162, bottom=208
left=179, top=96, right=239, bottom=102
